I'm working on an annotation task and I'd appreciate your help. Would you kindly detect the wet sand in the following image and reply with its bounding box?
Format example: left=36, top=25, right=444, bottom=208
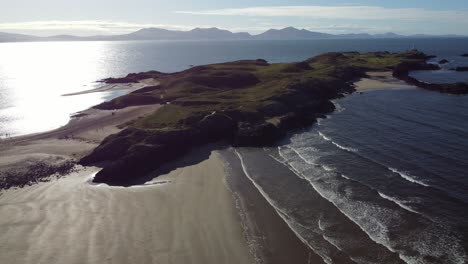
left=355, top=71, right=415, bottom=91
left=0, top=152, right=255, bottom=264
left=222, top=149, right=319, bottom=264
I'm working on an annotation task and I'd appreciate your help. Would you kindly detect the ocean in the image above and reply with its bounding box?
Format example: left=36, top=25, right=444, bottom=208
left=1, top=38, right=468, bottom=263
left=1, top=38, right=468, bottom=137
left=229, top=88, right=468, bottom=263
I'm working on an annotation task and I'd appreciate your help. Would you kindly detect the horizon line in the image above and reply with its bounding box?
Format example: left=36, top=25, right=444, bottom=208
left=2, top=26, right=467, bottom=39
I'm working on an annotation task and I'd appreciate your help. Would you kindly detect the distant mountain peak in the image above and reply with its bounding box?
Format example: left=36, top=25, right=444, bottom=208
left=0, top=27, right=466, bottom=43
left=255, top=27, right=333, bottom=40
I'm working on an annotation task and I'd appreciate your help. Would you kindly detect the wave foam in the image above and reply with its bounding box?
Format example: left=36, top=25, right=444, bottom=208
left=377, top=192, right=421, bottom=215
left=389, top=168, right=429, bottom=187
left=318, top=131, right=332, bottom=141
left=318, top=132, right=358, bottom=153
left=334, top=102, right=346, bottom=113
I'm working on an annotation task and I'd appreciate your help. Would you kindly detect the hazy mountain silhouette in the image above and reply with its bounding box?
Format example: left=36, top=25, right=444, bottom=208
left=0, top=27, right=465, bottom=42
left=253, top=27, right=333, bottom=39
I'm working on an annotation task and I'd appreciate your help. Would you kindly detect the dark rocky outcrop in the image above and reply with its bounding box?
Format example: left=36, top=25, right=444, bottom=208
left=394, top=61, right=468, bottom=94
left=0, top=159, right=76, bottom=190
left=450, top=67, right=468, bottom=72
left=461, top=54, right=468, bottom=57
left=439, top=59, right=449, bottom=64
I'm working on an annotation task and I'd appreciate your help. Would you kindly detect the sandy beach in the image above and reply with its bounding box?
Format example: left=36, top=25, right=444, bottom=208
left=354, top=71, right=415, bottom=91
left=0, top=152, right=256, bottom=264
left=0, top=76, right=316, bottom=264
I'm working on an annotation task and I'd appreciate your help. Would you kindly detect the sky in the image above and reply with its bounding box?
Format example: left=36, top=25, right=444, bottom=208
left=1, top=0, right=468, bottom=36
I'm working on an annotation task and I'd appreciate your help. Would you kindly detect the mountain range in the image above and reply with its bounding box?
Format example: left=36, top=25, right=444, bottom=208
left=0, top=27, right=465, bottom=42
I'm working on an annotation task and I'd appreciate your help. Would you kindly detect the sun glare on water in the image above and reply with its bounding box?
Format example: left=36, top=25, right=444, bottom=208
left=0, top=41, right=120, bottom=137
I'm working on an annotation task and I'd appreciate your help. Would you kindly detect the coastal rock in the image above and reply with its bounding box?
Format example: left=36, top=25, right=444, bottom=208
left=84, top=128, right=200, bottom=185
left=461, top=54, right=468, bottom=57
left=0, top=157, right=76, bottom=190
left=233, top=122, right=283, bottom=147
left=394, top=61, right=468, bottom=94
left=92, top=143, right=168, bottom=185
left=438, top=59, right=449, bottom=64
left=197, top=112, right=237, bottom=140
left=450, top=67, right=468, bottom=72
left=258, top=102, right=290, bottom=117
left=393, top=61, right=441, bottom=76
left=80, top=128, right=147, bottom=165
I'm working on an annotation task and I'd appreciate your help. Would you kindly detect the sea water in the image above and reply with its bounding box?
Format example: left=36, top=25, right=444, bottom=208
left=1, top=38, right=468, bottom=137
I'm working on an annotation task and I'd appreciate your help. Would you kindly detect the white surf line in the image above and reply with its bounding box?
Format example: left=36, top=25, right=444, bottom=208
left=376, top=192, right=439, bottom=225
left=288, top=145, right=434, bottom=224
left=261, top=148, right=364, bottom=264
left=389, top=168, right=429, bottom=187
left=286, top=145, right=320, bottom=166
left=234, top=149, right=334, bottom=264
left=275, top=148, right=410, bottom=264
left=318, top=131, right=358, bottom=153
left=318, top=131, right=332, bottom=141
left=377, top=192, right=421, bottom=215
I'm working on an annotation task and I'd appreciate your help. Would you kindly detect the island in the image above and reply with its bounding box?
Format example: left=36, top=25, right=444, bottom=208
left=77, top=50, right=468, bottom=185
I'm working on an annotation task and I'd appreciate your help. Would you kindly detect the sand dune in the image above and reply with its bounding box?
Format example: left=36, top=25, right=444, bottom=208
left=0, top=152, right=253, bottom=264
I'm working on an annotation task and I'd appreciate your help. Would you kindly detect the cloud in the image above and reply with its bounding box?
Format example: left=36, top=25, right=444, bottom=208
left=0, top=21, right=198, bottom=35
left=176, top=5, right=468, bottom=22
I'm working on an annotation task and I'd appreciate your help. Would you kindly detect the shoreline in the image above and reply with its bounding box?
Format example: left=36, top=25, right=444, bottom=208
left=221, top=148, right=322, bottom=264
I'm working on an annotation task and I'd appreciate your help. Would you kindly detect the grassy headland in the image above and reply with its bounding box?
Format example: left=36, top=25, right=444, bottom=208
left=80, top=50, right=468, bottom=185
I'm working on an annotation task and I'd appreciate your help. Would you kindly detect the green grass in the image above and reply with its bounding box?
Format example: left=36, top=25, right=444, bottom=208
left=124, top=52, right=425, bottom=129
